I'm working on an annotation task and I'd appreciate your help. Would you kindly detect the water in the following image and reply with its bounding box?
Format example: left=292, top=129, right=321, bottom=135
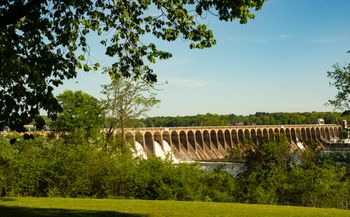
left=296, top=137, right=305, bottom=150
left=133, top=140, right=179, bottom=162
left=163, top=140, right=179, bottom=163
left=199, top=161, right=243, bottom=176
left=154, top=141, right=165, bottom=159
left=133, top=141, right=148, bottom=159
left=296, top=141, right=305, bottom=150
left=153, top=141, right=179, bottom=162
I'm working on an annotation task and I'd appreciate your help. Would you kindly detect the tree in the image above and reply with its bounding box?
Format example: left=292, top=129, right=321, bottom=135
left=34, top=116, right=46, bottom=131
left=327, top=51, right=350, bottom=113
left=0, top=0, right=266, bottom=131
left=235, top=138, right=292, bottom=204
left=101, top=76, right=160, bottom=147
left=52, top=90, right=103, bottom=138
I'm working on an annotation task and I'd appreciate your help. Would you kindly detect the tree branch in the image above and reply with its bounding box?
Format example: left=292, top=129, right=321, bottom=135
left=0, top=0, right=47, bottom=29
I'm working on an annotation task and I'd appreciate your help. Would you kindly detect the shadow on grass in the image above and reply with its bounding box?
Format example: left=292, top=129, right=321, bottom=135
left=0, top=205, right=149, bottom=217
left=0, top=198, right=16, bottom=202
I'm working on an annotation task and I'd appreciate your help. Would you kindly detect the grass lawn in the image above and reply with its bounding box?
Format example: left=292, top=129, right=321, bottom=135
left=0, top=197, right=349, bottom=217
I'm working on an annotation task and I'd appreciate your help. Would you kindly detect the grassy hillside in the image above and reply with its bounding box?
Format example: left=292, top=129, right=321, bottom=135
left=0, top=197, right=349, bottom=217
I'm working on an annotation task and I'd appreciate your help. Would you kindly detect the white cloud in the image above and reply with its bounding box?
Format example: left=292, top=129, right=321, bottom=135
left=278, top=34, right=288, bottom=39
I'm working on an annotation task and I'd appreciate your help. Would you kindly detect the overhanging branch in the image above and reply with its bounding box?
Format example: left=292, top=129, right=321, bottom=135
left=0, top=0, right=46, bottom=29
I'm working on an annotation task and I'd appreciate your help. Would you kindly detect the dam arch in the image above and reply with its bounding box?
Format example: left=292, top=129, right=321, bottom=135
left=203, top=130, right=211, bottom=149
left=154, top=132, right=163, bottom=148
left=179, top=131, right=188, bottom=151
left=218, top=130, right=225, bottom=149
left=195, top=130, right=203, bottom=149
left=188, top=131, right=196, bottom=150
left=171, top=131, right=180, bottom=151
left=232, top=130, right=238, bottom=145
left=263, top=129, right=268, bottom=143
left=210, top=130, right=218, bottom=149
left=145, top=132, right=154, bottom=153
left=224, top=130, right=232, bottom=148
left=251, top=129, right=257, bottom=144
left=163, top=131, right=171, bottom=147
left=269, top=129, right=274, bottom=142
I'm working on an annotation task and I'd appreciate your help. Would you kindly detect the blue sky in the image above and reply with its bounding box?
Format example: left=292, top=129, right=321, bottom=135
left=55, top=0, right=350, bottom=117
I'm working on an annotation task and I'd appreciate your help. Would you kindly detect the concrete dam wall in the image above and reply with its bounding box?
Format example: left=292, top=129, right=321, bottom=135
left=123, top=124, right=342, bottom=162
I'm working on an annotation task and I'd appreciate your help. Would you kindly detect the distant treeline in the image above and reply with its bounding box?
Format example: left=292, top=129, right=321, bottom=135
left=138, top=112, right=346, bottom=127
left=40, top=112, right=346, bottom=130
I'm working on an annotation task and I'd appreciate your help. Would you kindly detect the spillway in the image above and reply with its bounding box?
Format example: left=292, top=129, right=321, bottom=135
left=132, top=140, right=180, bottom=162
left=154, top=141, right=165, bottom=159
left=163, top=140, right=179, bottom=163
left=133, top=141, right=148, bottom=159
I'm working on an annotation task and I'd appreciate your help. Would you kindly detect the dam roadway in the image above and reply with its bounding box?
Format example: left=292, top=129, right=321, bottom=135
left=122, top=124, right=342, bottom=161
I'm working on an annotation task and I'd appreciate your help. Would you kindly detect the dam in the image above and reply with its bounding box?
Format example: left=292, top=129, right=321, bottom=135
left=123, top=124, right=342, bottom=162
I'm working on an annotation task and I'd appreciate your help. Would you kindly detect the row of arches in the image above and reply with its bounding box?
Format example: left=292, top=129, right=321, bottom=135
left=129, top=126, right=341, bottom=154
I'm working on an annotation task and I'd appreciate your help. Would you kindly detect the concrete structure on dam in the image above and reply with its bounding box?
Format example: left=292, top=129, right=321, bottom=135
left=123, top=124, right=342, bottom=162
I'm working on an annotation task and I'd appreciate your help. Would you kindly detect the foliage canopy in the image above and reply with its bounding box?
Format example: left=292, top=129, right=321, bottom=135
left=52, top=90, right=103, bottom=137
left=0, top=0, right=266, bottom=131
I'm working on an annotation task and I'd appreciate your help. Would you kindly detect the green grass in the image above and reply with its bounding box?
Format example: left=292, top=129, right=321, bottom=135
left=0, top=197, right=350, bottom=217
